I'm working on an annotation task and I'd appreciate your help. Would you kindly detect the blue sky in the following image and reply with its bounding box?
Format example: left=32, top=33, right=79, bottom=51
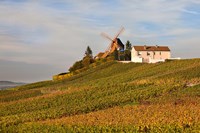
left=0, top=0, right=200, bottom=82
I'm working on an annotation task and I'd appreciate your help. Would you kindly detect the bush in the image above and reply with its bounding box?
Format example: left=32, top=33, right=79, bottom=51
left=69, top=60, right=84, bottom=72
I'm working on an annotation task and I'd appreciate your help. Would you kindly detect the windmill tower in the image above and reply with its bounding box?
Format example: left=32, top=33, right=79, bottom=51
left=100, top=27, right=125, bottom=58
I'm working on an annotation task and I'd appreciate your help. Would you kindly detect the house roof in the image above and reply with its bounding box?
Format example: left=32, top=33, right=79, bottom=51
left=116, top=38, right=124, bottom=49
left=133, top=45, right=170, bottom=51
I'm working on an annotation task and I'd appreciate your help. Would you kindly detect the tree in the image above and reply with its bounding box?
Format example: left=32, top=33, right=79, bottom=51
left=68, top=60, right=83, bottom=72
left=85, top=46, right=93, bottom=57
left=125, top=40, right=132, bottom=60
left=82, top=46, right=94, bottom=67
left=125, top=40, right=132, bottom=50
left=68, top=46, right=94, bottom=72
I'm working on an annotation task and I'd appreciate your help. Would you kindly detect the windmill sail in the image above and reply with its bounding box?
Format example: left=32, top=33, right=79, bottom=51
left=100, top=27, right=125, bottom=58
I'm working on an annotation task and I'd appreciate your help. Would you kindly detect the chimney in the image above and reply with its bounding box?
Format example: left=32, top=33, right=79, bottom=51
left=156, top=45, right=159, bottom=48
left=144, top=45, right=147, bottom=50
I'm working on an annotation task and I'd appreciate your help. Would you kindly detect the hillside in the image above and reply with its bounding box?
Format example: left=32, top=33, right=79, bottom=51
left=0, top=59, right=200, bottom=132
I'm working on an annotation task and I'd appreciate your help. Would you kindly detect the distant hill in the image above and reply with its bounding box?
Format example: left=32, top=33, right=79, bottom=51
left=0, top=81, right=25, bottom=85
left=0, top=59, right=199, bottom=132
left=0, top=81, right=26, bottom=90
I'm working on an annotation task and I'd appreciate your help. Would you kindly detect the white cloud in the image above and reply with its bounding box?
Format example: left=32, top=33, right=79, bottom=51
left=181, top=9, right=200, bottom=15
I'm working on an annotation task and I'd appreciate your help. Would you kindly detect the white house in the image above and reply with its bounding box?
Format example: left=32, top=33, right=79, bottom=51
left=131, top=45, right=171, bottom=63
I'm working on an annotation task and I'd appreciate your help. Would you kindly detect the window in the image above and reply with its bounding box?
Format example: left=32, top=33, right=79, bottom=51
left=160, top=52, right=162, bottom=55
left=138, top=51, right=141, bottom=56
left=153, top=52, right=155, bottom=55
left=147, top=52, right=150, bottom=56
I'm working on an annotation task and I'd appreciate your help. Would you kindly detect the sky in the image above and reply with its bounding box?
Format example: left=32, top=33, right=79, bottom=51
left=0, top=0, right=200, bottom=82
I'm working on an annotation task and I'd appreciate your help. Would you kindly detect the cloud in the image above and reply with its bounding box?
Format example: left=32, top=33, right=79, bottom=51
left=181, top=9, right=200, bottom=15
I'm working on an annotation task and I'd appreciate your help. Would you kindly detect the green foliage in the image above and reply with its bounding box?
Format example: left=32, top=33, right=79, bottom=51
left=124, top=40, right=132, bottom=60
left=68, top=60, right=83, bottom=72
left=1, top=124, right=199, bottom=133
left=94, top=58, right=107, bottom=65
left=124, top=49, right=131, bottom=60
left=12, top=80, right=55, bottom=91
left=68, top=46, right=94, bottom=73
left=0, top=89, right=42, bottom=102
left=82, top=55, right=94, bottom=68
left=118, top=51, right=125, bottom=60
left=0, top=59, right=200, bottom=132
left=113, top=48, right=119, bottom=60
left=125, top=40, right=132, bottom=50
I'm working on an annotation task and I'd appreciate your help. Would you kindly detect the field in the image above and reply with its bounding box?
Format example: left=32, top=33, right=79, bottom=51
left=0, top=59, right=200, bottom=132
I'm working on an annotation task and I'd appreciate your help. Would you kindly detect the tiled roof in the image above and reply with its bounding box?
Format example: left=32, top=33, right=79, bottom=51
left=133, top=45, right=170, bottom=51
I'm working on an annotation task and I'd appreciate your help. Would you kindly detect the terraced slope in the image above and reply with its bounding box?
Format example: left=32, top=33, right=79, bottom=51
left=0, top=59, right=200, bottom=132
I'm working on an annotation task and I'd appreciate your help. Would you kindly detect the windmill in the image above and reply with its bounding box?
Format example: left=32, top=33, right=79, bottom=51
left=100, top=27, right=125, bottom=58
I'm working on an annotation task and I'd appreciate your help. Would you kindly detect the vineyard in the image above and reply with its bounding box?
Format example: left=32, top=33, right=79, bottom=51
left=0, top=59, right=200, bottom=132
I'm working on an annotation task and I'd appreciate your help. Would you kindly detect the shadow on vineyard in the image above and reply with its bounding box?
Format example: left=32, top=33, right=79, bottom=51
left=0, top=59, right=200, bottom=132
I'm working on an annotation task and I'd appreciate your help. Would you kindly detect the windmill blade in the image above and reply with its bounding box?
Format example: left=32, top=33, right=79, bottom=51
left=105, top=41, right=113, bottom=52
left=114, top=27, right=125, bottom=39
left=102, top=43, right=112, bottom=58
left=101, top=32, right=113, bottom=42
left=102, top=51, right=109, bottom=58
left=110, top=41, right=119, bottom=53
left=100, top=27, right=125, bottom=58
left=110, top=45, right=117, bottom=53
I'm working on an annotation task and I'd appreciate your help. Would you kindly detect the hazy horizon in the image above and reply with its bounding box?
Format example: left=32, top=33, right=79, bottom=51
left=0, top=0, right=200, bottom=82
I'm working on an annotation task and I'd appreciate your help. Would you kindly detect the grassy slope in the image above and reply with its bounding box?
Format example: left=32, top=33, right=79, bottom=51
left=0, top=59, right=200, bottom=132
